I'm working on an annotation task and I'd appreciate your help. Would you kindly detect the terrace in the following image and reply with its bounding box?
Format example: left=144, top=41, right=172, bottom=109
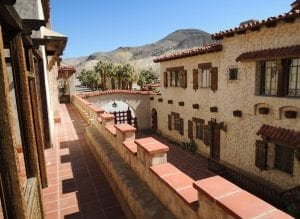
left=43, top=95, right=292, bottom=218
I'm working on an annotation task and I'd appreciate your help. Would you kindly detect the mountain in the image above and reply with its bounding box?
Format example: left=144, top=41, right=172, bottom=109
left=63, top=29, right=215, bottom=76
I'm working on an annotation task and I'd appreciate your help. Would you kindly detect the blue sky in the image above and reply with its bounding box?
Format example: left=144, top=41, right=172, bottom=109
left=51, top=0, right=290, bottom=59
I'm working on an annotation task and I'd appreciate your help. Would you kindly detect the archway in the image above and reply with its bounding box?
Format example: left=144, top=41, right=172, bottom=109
left=151, top=108, right=158, bottom=130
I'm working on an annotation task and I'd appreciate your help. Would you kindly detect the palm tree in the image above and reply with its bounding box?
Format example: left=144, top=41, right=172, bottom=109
left=115, top=64, right=123, bottom=89
left=106, top=63, right=116, bottom=89
left=94, top=61, right=107, bottom=90
left=121, top=63, right=134, bottom=90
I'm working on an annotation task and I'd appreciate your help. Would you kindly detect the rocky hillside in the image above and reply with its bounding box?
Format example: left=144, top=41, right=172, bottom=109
left=63, top=29, right=215, bottom=75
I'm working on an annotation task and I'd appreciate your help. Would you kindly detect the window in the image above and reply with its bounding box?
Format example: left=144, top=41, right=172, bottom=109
left=169, top=112, right=184, bottom=135
left=229, top=68, right=238, bottom=80
left=274, top=145, right=294, bottom=174
left=261, top=60, right=278, bottom=96
left=255, top=140, right=268, bottom=170
left=200, top=68, right=211, bottom=88
left=194, top=119, right=204, bottom=140
left=288, top=58, right=300, bottom=97
left=165, top=66, right=186, bottom=88
left=257, top=58, right=300, bottom=97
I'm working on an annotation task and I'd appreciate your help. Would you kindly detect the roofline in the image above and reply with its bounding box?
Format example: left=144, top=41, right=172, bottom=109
left=153, top=43, right=222, bottom=63
left=212, top=10, right=300, bottom=40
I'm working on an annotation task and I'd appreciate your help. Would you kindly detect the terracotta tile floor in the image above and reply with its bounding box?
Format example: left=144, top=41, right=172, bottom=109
left=137, top=131, right=215, bottom=180
left=42, top=104, right=126, bottom=219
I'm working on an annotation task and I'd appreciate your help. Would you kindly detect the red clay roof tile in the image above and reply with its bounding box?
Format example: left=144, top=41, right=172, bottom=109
left=257, top=124, right=300, bottom=147
left=213, top=10, right=300, bottom=40
left=153, top=43, right=222, bottom=63
left=236, top=45, right=300, bottom=62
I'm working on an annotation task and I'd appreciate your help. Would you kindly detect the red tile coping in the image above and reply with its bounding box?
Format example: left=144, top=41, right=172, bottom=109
left=105, top=125, right=116, bottom=136
left=115, top=124, right=136, bottom=133
left=99, top=113, right=115, bottom=120
left=150, top=163, right=198, bottom=209
left=212, top=9, right=300, bottom=40
left=122, top=140, right=137, bottom=155
left=78, top=90, right=156, bottom=99
left=88, top=105, right=105, bottom=113
left=193, top=176, right=292, bottom=218
left=153, top=43, right=222, bottom=63
left=135, top=137, right=169, bottom=155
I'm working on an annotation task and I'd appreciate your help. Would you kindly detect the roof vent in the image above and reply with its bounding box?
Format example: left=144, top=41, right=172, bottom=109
left=239, top=19, right=258, bottom=27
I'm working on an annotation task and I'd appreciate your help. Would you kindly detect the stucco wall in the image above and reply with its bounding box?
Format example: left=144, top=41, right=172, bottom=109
left=151, top=18, right=300, bottom=189
left=87, top=93, right=151, bottom=130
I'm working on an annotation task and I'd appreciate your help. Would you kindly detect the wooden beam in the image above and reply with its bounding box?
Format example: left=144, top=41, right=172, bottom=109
left=0, top=0, right=16, bottom=5
left=0, top=24, right=27, bottom=219
left=10, top=33, right=41, bottom=181
left=0, top=5, right=22, bottom=31
left=28, top=48, right=48, bottom=188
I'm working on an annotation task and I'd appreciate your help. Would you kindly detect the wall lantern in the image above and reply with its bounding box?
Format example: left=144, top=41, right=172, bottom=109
left=112, top=101, right=117, bottom=108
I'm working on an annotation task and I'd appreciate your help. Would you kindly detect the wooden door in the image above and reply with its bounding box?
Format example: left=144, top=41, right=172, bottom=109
left=210, top=124, right=220, bottom=160
left=151, top=108, right=158, bottom=130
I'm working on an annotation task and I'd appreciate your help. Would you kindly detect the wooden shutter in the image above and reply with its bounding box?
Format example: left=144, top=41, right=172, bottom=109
left=163, top=72, right=168, bottom=88
left=255, top=140, right=268, bottom=170
left=278, top=59, right=289, bottom=97
left=193, top=69, right=199, bottom=90
left=168, top=114, right=172, bottom=130
left=203, top=125, right=212, bottom=146
left=179, top=118, right=184, bottom=136
left=211, top=67, right=218, bottom=92
left=188, top=120, right=193, bottom=139
left=182, top=70, right=187, bottom=88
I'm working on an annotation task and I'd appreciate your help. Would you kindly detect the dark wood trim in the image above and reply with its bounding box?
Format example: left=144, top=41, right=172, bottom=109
left=166, top=66, right=184, bottom=72
left=0, top=25, right=27, bottom=219
left=22, top=19, right=46, bottom=36
left=0, top=5, right=22, bottom=31
left=198, top=62, right=212, bottom=69
left=0, top=0, right=16, bottom=4
left=28, top=48, right=48, bottom=188
left=10, top=33, right=41, bottom=180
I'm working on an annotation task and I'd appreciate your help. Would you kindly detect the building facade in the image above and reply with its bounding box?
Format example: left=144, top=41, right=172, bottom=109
left=151, top=0, right=300, bottom=205
left=0, top=0, right=67, bottom=218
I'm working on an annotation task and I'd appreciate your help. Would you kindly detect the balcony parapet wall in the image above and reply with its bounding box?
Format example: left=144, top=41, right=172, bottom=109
left=72, top=94, right=292, bottom=219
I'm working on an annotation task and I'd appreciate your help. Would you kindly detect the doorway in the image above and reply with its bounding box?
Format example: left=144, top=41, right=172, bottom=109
left=151, top=108, right=158, bottom=130
left=208, top=120, right=221, bottom=160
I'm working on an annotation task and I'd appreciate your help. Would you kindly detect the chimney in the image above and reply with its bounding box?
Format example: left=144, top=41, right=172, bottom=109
left=291, top=0, right=300, bottom=11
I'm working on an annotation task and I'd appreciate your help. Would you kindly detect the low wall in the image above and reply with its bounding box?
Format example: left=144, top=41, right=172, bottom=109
left=72, top=94, right=293, bottom=219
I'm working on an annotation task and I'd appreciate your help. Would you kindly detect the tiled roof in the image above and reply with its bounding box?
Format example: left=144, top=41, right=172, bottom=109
left=256, top=124, right=300, bottom=147
left=153, top=44, right=222, bottom=63
left=236, top=45, right=300, bottom=62
left=79, top=90, right=155, bottom=98
left=212, top=9, right=300, bottom=40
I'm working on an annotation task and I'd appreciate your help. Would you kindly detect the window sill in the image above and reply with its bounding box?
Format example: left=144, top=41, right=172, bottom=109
left=256, top=95, right=300, bottom=99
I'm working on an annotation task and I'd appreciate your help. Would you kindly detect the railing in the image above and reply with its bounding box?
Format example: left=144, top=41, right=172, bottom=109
left=111, top=109, right=138, bottom=131
left=208, top=158, right=291, bottom=209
